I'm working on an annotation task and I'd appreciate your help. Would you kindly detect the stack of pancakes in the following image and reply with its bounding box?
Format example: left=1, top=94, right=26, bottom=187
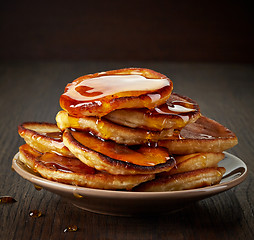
left=17, top=68, right=238, bottom=191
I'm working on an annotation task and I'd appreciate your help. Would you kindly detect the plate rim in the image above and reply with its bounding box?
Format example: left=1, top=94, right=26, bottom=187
left=12, top=151, right=248, bottom=199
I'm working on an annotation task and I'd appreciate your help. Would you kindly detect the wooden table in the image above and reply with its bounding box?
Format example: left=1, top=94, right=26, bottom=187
left=1, top=61, right=253, bottom=239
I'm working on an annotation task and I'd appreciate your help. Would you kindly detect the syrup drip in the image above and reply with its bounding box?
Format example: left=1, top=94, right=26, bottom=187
left=0, top=196, right=17, bottom=204
left=30, top=131, right=65, bottom=152
left=73, top=192, right=84, bottom=199
left=39, top=152, right=96, bottom=174
left=40, top=131, right=63, bottom=140
left=63, top=225, right=78, bottom=232
left=34, top=185, right=43, bottom=191
left=146, top=141, right=158, bottom=148
left=145, top=131, right=157, bottom=141
left=95, top=119, right=112, bottom=139
left=63, top=74, right=170, bottom=102
left=172, top=129, right=185, bottom=140
left=29, top=209, right=43, bottom=218
left=154, top=100, right=196, bottom=116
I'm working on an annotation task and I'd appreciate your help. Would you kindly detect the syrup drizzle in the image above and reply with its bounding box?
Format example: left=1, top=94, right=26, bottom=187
left=145, top=93, right=200, bottom=126
left=73, top=192, right=84, bottom=199
left=29, top=209, right=43, bottom=218
left=63, top=74, right=169, bottom=102
left=34, top=185, right=43, bottom=191
left=63, top=225, right=79, bottom=232
left=31, top=131, right=66, bottom=151
left=38, top=131, right=63, bottom=141
left=39, top=152, right=96, bottom=174
left=155, top=101, right=196, bottom=114
left=71, top=130, right=171, bottom=166
left=0, top=196, right=17, bottom=204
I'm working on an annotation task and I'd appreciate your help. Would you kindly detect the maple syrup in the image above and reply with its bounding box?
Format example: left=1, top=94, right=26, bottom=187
left=73, top=192, right=84, bottom=199
left=95, top=118, right=112, bottom=139
left=71, top=130, right=171, bottom=166
left=154, top=101, right=196, bottom=116
left=30, top=131, right=65, bottom=151
left=29, top=209, right=43, bottom=218
left=42, top=131, right=63, bottom=140
left=0, top=196, right=17, bottom=204
left=62, top=74, right=170, bottom=102
left=63, top=225, right=78, bottom=232
left=39, top=152, right=96, bottom=174
left=148, top=93, right=199, bottom=123
left=34, top=185, right=43, bottom=191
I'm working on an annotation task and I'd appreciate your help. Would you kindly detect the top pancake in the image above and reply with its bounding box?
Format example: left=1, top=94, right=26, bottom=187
left=60, top=68, right=173, bottom=117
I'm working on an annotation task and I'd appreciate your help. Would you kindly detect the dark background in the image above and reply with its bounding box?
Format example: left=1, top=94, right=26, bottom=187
left=1, top=0, right=253, bottom=63
left=1, top=2, right=254, bottom=239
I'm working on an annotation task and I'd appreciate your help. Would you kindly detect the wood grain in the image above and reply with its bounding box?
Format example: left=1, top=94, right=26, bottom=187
left=0, top=62, right=253, bottom=239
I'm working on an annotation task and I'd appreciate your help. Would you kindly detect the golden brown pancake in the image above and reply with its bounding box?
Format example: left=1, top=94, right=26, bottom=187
left=167, top=152, right=225, bottom=174
left=56, top=110, right=174, bottom=145
left=62, top=128, right=176, bottom=175
left=105, top=93, right=200, bottom=131
left=135, top=167, right=226, bottom=192
left=18, top=122, right=74, bottom=157
left=60, top=68, right=173, bottom=117
left=158, top=115, right=238, bottom=154
left=19, top=144, right=155, bottom=190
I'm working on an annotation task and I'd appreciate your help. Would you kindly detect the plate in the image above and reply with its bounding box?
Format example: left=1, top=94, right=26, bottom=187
left=12, top=152, right=247, bottom=216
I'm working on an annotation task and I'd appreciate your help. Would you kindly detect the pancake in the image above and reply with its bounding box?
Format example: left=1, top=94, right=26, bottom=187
left=60, top=68, right=173, bottom=117
left=105, top=93, right=201, bottom=131
left=18, top=122, right=74, bottom=157
left=167, top=152, right=225, bottom=175
left=135, top=167, right=226, bottom=192
left=62, top=128, right=176, bottom=175
left=19, top=144, right=155, bottom=190
left=56, top=110, right=174, bottom=145
left=158, top=115, right=238, bottom=154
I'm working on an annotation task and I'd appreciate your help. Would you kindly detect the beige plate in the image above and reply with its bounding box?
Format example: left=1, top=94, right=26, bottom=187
left=12, top=152, right=247, bottom=216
